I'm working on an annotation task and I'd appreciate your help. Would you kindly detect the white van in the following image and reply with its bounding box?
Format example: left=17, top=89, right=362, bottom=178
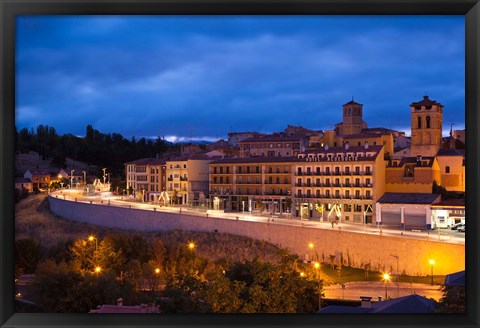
left=433, top=215, right=456, bottom=229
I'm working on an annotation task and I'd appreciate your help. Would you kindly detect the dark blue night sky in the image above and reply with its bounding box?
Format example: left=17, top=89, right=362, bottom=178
left=16, top=15, right=465, bottom=142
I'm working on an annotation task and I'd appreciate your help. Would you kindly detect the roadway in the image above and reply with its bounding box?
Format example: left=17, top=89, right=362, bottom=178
left=50, top=189, right=465, bottom=245
left=323, top=281, right=443, bottom=301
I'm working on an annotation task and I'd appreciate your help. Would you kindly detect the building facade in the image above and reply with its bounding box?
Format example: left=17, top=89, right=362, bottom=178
left=238, top=134, right=307, bottom=158
left=209, top=157, right=296, bottom=213
left=166, top=154, right=217, bottom=205
left=125, top=158, right=166, bottom=202
left=293, top=144, right=386, bottom=223
left=385, top=156, right=441, bottom=193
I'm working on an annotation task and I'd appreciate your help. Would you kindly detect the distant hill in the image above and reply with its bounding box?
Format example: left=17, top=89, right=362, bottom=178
left=15, top=151, right=91, bottom=176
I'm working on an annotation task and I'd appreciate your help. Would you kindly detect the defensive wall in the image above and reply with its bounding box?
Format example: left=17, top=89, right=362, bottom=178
left=48, top=195, right=464, bottom=276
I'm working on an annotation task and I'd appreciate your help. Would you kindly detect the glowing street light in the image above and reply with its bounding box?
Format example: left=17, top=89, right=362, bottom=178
left=300, top=272, right=305, bottom=277
left=188, top=242, right=195, bottom=250
left=94, top=266, right=102, bottom=274
left=429, top=259, right=435, bottom=285
left=88, top=235, right=98, bottom=251
left=308, top=243, right=314, bottom=249
left=155, top=268, right=161, bottom=274
left=383, top=273, right=390, bottom=299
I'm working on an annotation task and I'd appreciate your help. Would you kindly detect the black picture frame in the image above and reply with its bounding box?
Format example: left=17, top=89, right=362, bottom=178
left=1, top=1, right=479, bottom=327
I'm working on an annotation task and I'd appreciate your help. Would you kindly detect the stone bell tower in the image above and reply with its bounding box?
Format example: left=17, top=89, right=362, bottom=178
left=410, top=95, right=443, bottom=157
left=337, top=99, right=367, bottom=135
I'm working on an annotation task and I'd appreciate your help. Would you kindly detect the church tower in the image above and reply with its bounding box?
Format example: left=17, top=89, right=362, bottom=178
left=338, top=99, right=366, bottom=135
left=410, top=95, right=443, bottom=157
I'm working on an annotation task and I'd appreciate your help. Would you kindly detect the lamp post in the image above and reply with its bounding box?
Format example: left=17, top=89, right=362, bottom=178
left=390, top=255, right=399, bottom=297
left=314, top=262, right=321, bottom=310
left=70, top=170, right=75, bottom=190
left=188, top=242, right=195, bottom=250
left=154, top=268, right=161, bottom=291
left=308, top=243, right=314, bottom=262
left=88, top=235, right=98, bottom=251
left=383, top=273, right=390, bottom=299
left=429, top=259, right=435, bottom=285
left=88, top=235, right=98, bottom=267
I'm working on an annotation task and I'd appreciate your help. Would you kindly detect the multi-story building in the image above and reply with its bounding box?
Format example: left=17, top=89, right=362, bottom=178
left=125, top=158, right=166, bottom=202
left=239, top=134, right=307, bottom=158
left=385, top=156, right=441, bottom=193
left=24, top=169, right=51, bottom=189
left=293, top=144, right=386, bottom=223
left=166, top=154, right=218, bottom=205
left=209, top=157, right=296, bottom=213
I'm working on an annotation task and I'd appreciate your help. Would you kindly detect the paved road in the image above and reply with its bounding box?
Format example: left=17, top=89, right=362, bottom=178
left=323, top=281, right=443, bottom=301
left=50, top=189, right=465, bottom=245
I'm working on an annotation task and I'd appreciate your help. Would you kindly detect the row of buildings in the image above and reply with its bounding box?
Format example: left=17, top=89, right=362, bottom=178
left=125, top=96, right=465, bottom=229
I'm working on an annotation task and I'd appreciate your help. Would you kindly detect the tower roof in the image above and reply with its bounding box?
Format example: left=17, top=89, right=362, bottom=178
left=410, top=95, right=442, bottom=107
left=342, top=100, right=363, bottom=106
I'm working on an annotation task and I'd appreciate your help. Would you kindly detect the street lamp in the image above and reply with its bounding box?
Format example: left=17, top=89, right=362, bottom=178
left=188, top=242, right=195, bottom=250
left=390, top=255, right=399, bottom=297
left=383, top=273, right=390, bottom=299
left=94, top=266, right=102, bottom=274
left=88, top=235, right=98, bottom=251
left=429, top=259, right=435, bottom=285
left=70, top=169, right=75, bottom=190
left=314, top=262, right=321, bottom=310
left=88, top=235, right=98, bottom=265
left=308, top=243, right=315, bottom=261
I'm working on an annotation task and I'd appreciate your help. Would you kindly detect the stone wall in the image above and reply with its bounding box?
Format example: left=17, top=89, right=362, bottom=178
left=48, top=196, right=464, bottom=276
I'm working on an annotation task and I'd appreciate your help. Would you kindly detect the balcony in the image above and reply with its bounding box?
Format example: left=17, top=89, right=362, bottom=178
left=180, top=177, right=188, bottom=181
left=167, top=177, right=173, bottom=181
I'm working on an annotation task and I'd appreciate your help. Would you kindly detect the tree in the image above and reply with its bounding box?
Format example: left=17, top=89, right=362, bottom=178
left=32, top=260, right=82, bottom=312
left=15, top=238, right=42, bottom=274
left=435, top=285, right=465, bottom=313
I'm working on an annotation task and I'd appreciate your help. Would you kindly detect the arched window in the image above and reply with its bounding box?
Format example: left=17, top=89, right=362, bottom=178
left=417, top=116, right=422, bottom=128
left=426, top=116, right=431, bottom=128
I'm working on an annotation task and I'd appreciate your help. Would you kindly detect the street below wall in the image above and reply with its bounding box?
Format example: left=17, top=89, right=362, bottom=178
left=48, top=189, right=465, bottom=276
left=323, top=281, right=443, bottom=301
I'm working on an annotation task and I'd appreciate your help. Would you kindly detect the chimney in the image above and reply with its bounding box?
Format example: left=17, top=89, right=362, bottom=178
left=345, top=141, right=349, bottom=150
left=364, top=141, right=369, bottom=150
left=378, top=296, right=382, bottom=302
left=116, top=298, right=124, bottom=307
left=360, top=296, right=372, bottom=308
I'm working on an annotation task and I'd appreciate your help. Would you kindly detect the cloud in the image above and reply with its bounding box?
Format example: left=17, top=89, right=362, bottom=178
left=15, top=16, right=465, bottom=139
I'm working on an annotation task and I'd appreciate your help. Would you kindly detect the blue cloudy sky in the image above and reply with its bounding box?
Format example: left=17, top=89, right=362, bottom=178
left=16, top=15, right=465, bottom=142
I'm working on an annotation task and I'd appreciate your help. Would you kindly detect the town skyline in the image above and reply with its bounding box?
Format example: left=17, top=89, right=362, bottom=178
left=16, top=15, right=465, bottom=141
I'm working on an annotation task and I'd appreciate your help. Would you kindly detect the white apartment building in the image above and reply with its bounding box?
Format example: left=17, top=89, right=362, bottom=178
left=125, top=158, right=166, bottom=202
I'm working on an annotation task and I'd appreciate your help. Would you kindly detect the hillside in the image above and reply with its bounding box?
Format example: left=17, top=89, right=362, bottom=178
left=15, top=151, right=91, bottom=176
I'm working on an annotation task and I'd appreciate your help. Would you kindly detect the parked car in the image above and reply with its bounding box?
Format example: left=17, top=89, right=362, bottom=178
left=457, top=225, right=466, bottom=233
left=451, top=223, right=465, bottom=230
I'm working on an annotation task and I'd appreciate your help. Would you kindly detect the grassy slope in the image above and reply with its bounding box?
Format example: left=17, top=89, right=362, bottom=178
left=15, top=193, right=285, bottom=263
